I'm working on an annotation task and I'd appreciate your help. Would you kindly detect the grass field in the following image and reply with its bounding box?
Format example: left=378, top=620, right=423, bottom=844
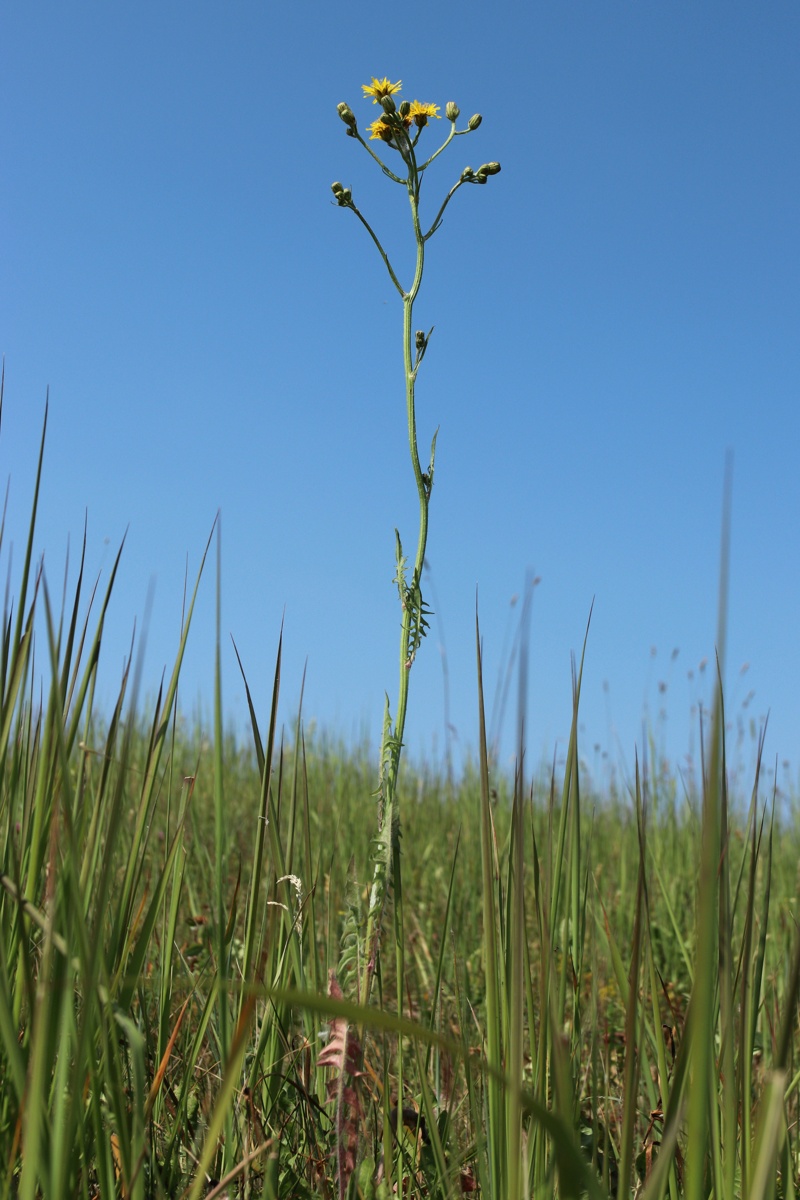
left=1, top=405, right=800, bottom=1200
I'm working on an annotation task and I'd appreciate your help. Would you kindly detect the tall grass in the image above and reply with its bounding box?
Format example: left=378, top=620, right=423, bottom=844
left=1, top=395, right=800, bottom=1197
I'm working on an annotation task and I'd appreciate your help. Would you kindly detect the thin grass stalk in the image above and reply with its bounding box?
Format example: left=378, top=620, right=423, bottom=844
left=38, top=584, right=123, bottom=1196
left=529, top=808, right=553, bottom=1189
left=685, top=483, right=732, bottom=1199
left=568, top=660, right=584, bottom=1023
left=18, top=805, right=60, bottom=1200
left=683, top=698, right=723, bottom=1200
left=160, top=981, right=219, bottom=1179
left=414, top=1037, right=458, bottom=1200
left=748, top=1068, right=788, bottom=1200
left=19, top=609, right=56, bottom=902
left=737, top=786, right=762, bottom=1192
left=392, top=829, right=406, bottom=1193
left=186, top=994, right=259, bottom=1200
left=285, top=664, right=307, bottom=880
left=740, top=778, right=774, bottom=1196
left=639, top=1105, right=686, bottom=1200
left=152, top=582, right=187, bottom=1090
left=748, top=871, right=800, bottom=1199
left=298, top=733, right=324, bottom=1105
left=616, top=756, right=646, bottom=1199
left=506, top=772, right=525, bottom=1200
left=586, top=932, right=602, bottom=1191
left=522, top=846, right=543, bottom=1197
left=77, top=654, right=131, bottom=919
left=531, top=793, right=600, bottom=1199
left=715, top=696, right=738, bottom=1200
left=476, top=616, right=505, bottom=1196
left=10, top=399, right=46, bottom=680
left=155, top=783, right=191, bottom=1125
left=110, top=523, right=214, bottom=965
left=234, top=627, right=281, bottom=1024
left=649, top=848, right=695, bottom=985
left=424, top=832, right=460, bottom=1088
left=548, top=611, right=591, bottom=1025
left=213, top=524, right=230, bottom=1067
left=644, top=921, right=681, bottom=1200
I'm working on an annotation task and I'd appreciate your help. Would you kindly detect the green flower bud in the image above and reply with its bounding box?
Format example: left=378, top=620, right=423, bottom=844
left=337, top=102, right=357, bottom=128
left=331, top=181, right=344, bottom=196
left=380, top=94, right=397, bottom=115
left=460, top=166, right=474, bottom=181
left=399, top=100, right=411, bottom=117
left=339, top=188, right=352, bottom=205
left=477, top=162, right=501, bottom=177
left=415, top=330, right=426, bottom=351
left=467, top=113, right=482, bottom=130
left=446, top=101, right=460, bottom=121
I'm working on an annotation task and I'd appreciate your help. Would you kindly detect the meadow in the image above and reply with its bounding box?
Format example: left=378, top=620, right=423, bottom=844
left=1, top=402, right=800, bottom=1200
left=3, top=77, right=799, bottom=1200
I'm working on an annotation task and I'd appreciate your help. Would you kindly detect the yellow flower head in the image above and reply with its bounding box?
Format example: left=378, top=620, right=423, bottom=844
left=368, top=117, right=394, bottom=142
left=368, top=114, right=412, bottom=143
left=407, top=101, right=441, bottom=128
left=362, top=76, right=402, bottom=104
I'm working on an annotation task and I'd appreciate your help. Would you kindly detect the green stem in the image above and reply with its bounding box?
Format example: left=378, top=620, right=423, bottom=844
left=348, top=203, right=405, bottom=297
left=424, top=178, right=466, bottom=242
left=417, top=120, right=457, bottom=171
left=360, top=153, right=431, bottom=1012
left=397, top=177, right=428, bottom=719
left=352, top=129, right=408, bottom=184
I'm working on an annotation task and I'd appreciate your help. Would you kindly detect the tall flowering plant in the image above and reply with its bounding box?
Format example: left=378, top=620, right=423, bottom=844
left=332, top=77, right=500, bottom=1007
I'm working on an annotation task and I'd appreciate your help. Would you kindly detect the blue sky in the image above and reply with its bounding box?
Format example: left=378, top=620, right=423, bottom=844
left=2, top=3, right=799, bottom=796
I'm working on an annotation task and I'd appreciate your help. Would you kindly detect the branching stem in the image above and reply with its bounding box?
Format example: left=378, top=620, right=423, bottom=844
left=333, top=97, right=498, bottom=1019
left=358, top=130, right=431, bottom=1014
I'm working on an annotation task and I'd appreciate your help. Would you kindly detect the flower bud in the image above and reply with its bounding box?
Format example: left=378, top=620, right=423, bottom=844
left=478, top=161, right=501, bottom=176
left=331, top=181, right=344, bottom=196
left=415, top=330, right=426, bottom=351
left=337, top=102, right=356, bottom=128
left=460, top=166, right=474, bottom=181
left=446, top=101, right=460, bottom=121
left=380, top=94, right=397, bottom=115
left=467, top=113, right=482, bottom=130
left=399, top=100, right=411, bottom=117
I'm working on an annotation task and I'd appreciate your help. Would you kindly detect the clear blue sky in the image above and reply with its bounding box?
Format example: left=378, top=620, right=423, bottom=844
left=2, top=3, right=799, bottom=796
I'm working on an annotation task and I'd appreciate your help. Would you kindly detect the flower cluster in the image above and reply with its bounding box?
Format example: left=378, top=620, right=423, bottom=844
left=336, top=76, right=494, bottom=180
left=367, top=100, right=442, bottom=142
left=351, top=77, right=441, bottom=145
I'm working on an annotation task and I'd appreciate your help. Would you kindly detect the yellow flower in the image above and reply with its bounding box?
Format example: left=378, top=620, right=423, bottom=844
left=368, top=117, right=394, bottom=142
left=407, top=101, right=441, bottom=128
left=368, top=114, right=412, bottom=142
left=362, top=76, right=402, bottom=104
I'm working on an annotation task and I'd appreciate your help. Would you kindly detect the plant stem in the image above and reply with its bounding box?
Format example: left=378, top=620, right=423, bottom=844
left=360, top=144, right=431, bottom=1012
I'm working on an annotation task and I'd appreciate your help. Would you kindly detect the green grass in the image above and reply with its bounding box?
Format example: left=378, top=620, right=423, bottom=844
left=2, top=408, right=800, bottom=1198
